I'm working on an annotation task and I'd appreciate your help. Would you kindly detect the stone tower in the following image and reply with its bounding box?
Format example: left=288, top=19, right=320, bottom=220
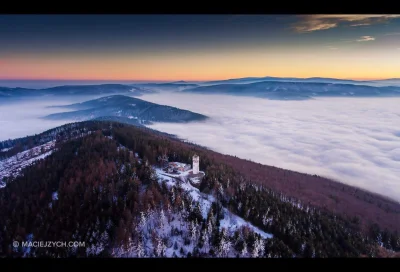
left=192, top=154, right=199, bottom=174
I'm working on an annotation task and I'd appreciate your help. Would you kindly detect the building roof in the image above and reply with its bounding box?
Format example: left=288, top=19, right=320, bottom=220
left=168, top=162, right=188, bottom=169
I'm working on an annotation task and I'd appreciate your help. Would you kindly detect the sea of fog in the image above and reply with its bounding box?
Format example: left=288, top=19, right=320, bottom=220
left=139, top=93, right=400, bottom=202
left=0, top=93, right=399, bottom=202
left=0, top=96, right=98, bottom=140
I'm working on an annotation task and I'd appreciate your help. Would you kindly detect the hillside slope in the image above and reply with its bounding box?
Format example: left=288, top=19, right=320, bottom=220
left=1, top=121, right=399, bottom=257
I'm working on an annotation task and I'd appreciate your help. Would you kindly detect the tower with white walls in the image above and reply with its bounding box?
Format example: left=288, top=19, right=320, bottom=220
left=192, top=154, right=199, bottom=174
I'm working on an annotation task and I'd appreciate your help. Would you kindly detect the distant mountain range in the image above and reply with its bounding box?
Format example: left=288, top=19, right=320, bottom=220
left=0, top=84, right=156, bottom=99
left=43, top=95, right=208, bottom=124
left=201, top=76, right=368, bottom=86
left=371, top=78, right=400, bottom=85
left=200, top=76, right=400, bottom=87
left=131, top=82, right=199, bottom=92
left=2, top=77, right=400, bottom=101
left=182, top=81, right=400, bottom=100
left=0, top=87, right=38, bottom=98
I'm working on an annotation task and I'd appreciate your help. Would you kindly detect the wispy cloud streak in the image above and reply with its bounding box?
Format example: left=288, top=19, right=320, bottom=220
left=356, top=36, right=375, bottom=42
left=294, top=15, right=400, bottom=33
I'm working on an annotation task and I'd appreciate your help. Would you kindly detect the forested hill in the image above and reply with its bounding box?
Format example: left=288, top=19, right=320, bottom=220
left=43, top=95, right=209, bottom=124
left=0, top=121, right=399, bottom=257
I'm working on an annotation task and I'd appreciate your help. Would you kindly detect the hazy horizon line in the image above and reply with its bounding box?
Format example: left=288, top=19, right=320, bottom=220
left=0, top=75, right=398, bottom=83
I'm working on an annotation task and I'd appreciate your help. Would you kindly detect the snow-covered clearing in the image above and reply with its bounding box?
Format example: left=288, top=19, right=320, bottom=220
left=0, top=141, right=55, bottom=186
left=154, top=167, right=272, bottom=239
left=110, top=166, right=272, bottom=258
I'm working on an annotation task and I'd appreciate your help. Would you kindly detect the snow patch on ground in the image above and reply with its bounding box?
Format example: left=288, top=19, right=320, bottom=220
left=0, top=141, right=55, bottom=184
left=21, top=233, right=34, bottom=257
left=110, top=166, right=273, bottom=258
left=117, top=143, right=128, bottom=152
left=169, top=162, right=187, bottom=168
left=52, top=191, right=58, bottom=201
left=154, top=166, right=273, bottom=239
left=189, top=176, right=203, bottom=184
left=219, top=209, right=273, bottom=239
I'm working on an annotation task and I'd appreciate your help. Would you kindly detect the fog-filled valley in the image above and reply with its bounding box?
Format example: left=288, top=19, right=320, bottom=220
left=1, top=91, right=399, bottom=202
left=0, top=95, right=105, bottom=140
left=138, top=93, right=400, bottom=202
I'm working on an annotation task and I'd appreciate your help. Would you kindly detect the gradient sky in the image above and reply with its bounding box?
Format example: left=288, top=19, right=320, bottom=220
left=1, top=15, right=400, bottom=81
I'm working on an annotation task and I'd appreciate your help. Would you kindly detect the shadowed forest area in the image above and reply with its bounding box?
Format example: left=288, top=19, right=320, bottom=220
left=0, top=121, right=399, bottom=257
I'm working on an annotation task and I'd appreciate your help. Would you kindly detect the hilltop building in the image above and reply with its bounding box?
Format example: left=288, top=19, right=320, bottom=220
left=165, top=162, right=191, bottom=174
left=169, top=162, right=191, bottom=172
left=193, top=154, right=199, bottom=174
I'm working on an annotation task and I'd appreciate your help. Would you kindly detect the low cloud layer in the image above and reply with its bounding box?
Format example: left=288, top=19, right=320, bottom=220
left=294, top=15, right=400, bottom=33
left=1, top=93, right=399, bottom=202
left=0, top=96, right=94, bottom=141
left=139, top=93, right=400, bottom=202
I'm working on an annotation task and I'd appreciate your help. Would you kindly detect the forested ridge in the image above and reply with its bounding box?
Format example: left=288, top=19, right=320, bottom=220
left=0, top=121, right=399, bottom=257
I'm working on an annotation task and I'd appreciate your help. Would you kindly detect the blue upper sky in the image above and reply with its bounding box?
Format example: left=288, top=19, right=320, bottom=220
left=1, top=15, right=399, bottom=80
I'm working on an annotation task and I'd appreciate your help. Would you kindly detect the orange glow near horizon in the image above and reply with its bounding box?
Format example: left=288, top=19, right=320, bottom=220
left=1, top=44, right=399, bottom=81
left=1, top=15, right=400, bottom=82
left=0, top=75, right=394, bottom=82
